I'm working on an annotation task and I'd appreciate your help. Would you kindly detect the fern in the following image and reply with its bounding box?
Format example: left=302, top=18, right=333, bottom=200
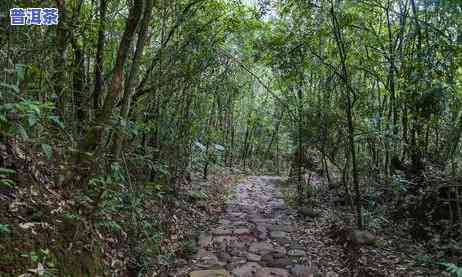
left=440, top=262, right=462, bottom=277
left=0, top=167, right=16, bottom=188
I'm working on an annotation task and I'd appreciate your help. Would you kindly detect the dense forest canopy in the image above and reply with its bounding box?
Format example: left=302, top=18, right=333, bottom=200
left=1, top=0, right=462, bottom=276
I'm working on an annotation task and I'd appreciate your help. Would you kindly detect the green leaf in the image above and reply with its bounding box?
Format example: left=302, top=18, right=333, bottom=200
left=0, top=82, right=19, bottom=93
left=194, top=141, right=206, bottom=151
left=440, top=262, right=462, bottom=277
left=0, top=168, right=16, bottom=175
left=214, top=144, right=225, bottom=151
left=49, top=115, right=64, bottom=129
left=0, top=224, right=10, bottom=234
left=15, top=64, right=25, bottom=82
left=0, top=179, right=15, bottom=188
left=41, top=144, right=53, bottom=159
left=28, top=114, right=38, bottom=127
left=17, top=125, right=29, bottom=139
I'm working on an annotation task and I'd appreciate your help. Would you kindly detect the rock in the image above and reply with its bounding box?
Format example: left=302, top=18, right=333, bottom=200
left=198, top=234, right=213, bottom=248
left=269, top=224, right=296, bottom=232
left=271, top=258, right=291, bottom=267
left=219, top=219, right=232, bottom=225
left=298, top=207, right=321, bottom=218
left=290, top=265, right=316, bottom=277
left=349, top=230, right=377, bottom=246
left=227, top=212, right=245, bottom=219
left=212, top=227, right=233, bottom=236
left=231, top=262, right=262, bottom=277
left=228, top=241, right=247, bottom=251
left=235, top=234, right=256, bottom=242
left=256, top=225, right=268, bottom=240
left=332, top=197, right=349, bottom=207
left=217, top=251, right=233, bottom=262
left=249, top=242, right=275, bottom=255
left=270, top=230, right=289, bottom=243
left=189, top=269, right=230, bottom=277
left=176, top=258, right=188, bottom=266
left=255, top=267, right=289, bottom=277
left=213, top=236, right=237, bottom=244
left=250, top=217, right=269, bottom=224
left=233, top=228, right=251, bottom=235
left=257, top=232, right=268, bottom=240
left=246, top=252, right=261, bottom=262
left=232, top=221, right=249, bottom=227
left=270, top=230, right=288, bottom=237
left=325, top=271, right=339, bottom=277
left=272, top=248, right=287, bottom=258
left=228, top=248, right=246, bottom=257
left=226, top=256, right=247, bottom=270
left=197, top=200, right=208, bottom=210
left=195, top=251, right=225, bottom=268
left=261, top=254, right=291, bottom=267
left=288, top=249, right=306, bottom=257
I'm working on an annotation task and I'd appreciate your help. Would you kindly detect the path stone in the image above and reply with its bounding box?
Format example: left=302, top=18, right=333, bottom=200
left=212, top=227, right=233, bottom=236
left=325, top=271, right=339, bottom=277
left=212, top=235, right=237, bottom=244
left=198, top=234, right=213, bottom=249
left=219, top=219, right=231, bottom=225
left=232, top=221, right=249, bottom=227
left=248, top=241, right=275, bottom=255
left=233, top=228, right=251, bottom=235
left=217, top=251, right=233, bottom=263
left=255, top=267, right=290, bottom=277
left=288, top=249, right=306, bottom=257
left=246, top=252, right=261, bottom=262
left=195, top=250, right=225, bottom=268
left=270, top=230, right=289, bottom=239
left=231, top=262, right=262, bottom=277
left=290, top=264, right=317, bottom=277
left=189, top=269, right=230, bottom=277
left=261, top=254, right=291, bottom=267
left=255, top=225, right=268, bottom=240
left=268, top=224, right=296, bottom=232
left=225, top=257, right=247, bottom=271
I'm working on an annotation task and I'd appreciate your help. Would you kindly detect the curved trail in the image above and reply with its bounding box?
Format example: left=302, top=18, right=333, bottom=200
left=182, top=176, right=317, bottom=277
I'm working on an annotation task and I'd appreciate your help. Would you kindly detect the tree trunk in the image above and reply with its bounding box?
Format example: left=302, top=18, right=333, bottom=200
left=82, top=0, right=143, bottom=152
left=53, top=0, right=67, bottom=118
left=112, top=0, right=154, bottom=159
left=71, top=38, right=86, bottom=134
left=330, top=2, right=362, bottom=229
left=93, top=0, right=107, bottom=111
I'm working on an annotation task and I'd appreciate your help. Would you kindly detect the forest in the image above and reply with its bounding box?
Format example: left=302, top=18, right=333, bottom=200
left=0, top=0, right=461, bottom=276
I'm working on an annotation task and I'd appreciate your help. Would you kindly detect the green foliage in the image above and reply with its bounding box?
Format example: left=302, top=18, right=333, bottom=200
left=440, top=263, right=462, bottom=277
left=180, top=240, right=197, bottom=256
left=0, top=167, right=16, bottom=188
left=111, top=115, right=145, bottom=139
left=0, top=223, right=10, bottom=234
left=391, top=174, right=411, bottom=193
left=0, top=99, right=60, bottom=139
left=189, top=191, right=209, bottom=201
left=21, top=248, right=57, bottom=277
left=41, top=144, right=53, bottom=160
left=360, top=208, right=389, bottom=231
left=144, top=181, right=166, bottom=198
left=95, top=219, right=123, bottom=233
left=414, top=254, right=433, bottom=266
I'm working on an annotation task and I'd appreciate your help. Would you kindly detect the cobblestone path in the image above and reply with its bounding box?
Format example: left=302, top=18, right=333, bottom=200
left=184, top=176, right=319, bottom=277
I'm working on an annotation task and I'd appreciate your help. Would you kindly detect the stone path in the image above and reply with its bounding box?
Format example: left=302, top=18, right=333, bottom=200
left=185, top=176, right=318, bottom=277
